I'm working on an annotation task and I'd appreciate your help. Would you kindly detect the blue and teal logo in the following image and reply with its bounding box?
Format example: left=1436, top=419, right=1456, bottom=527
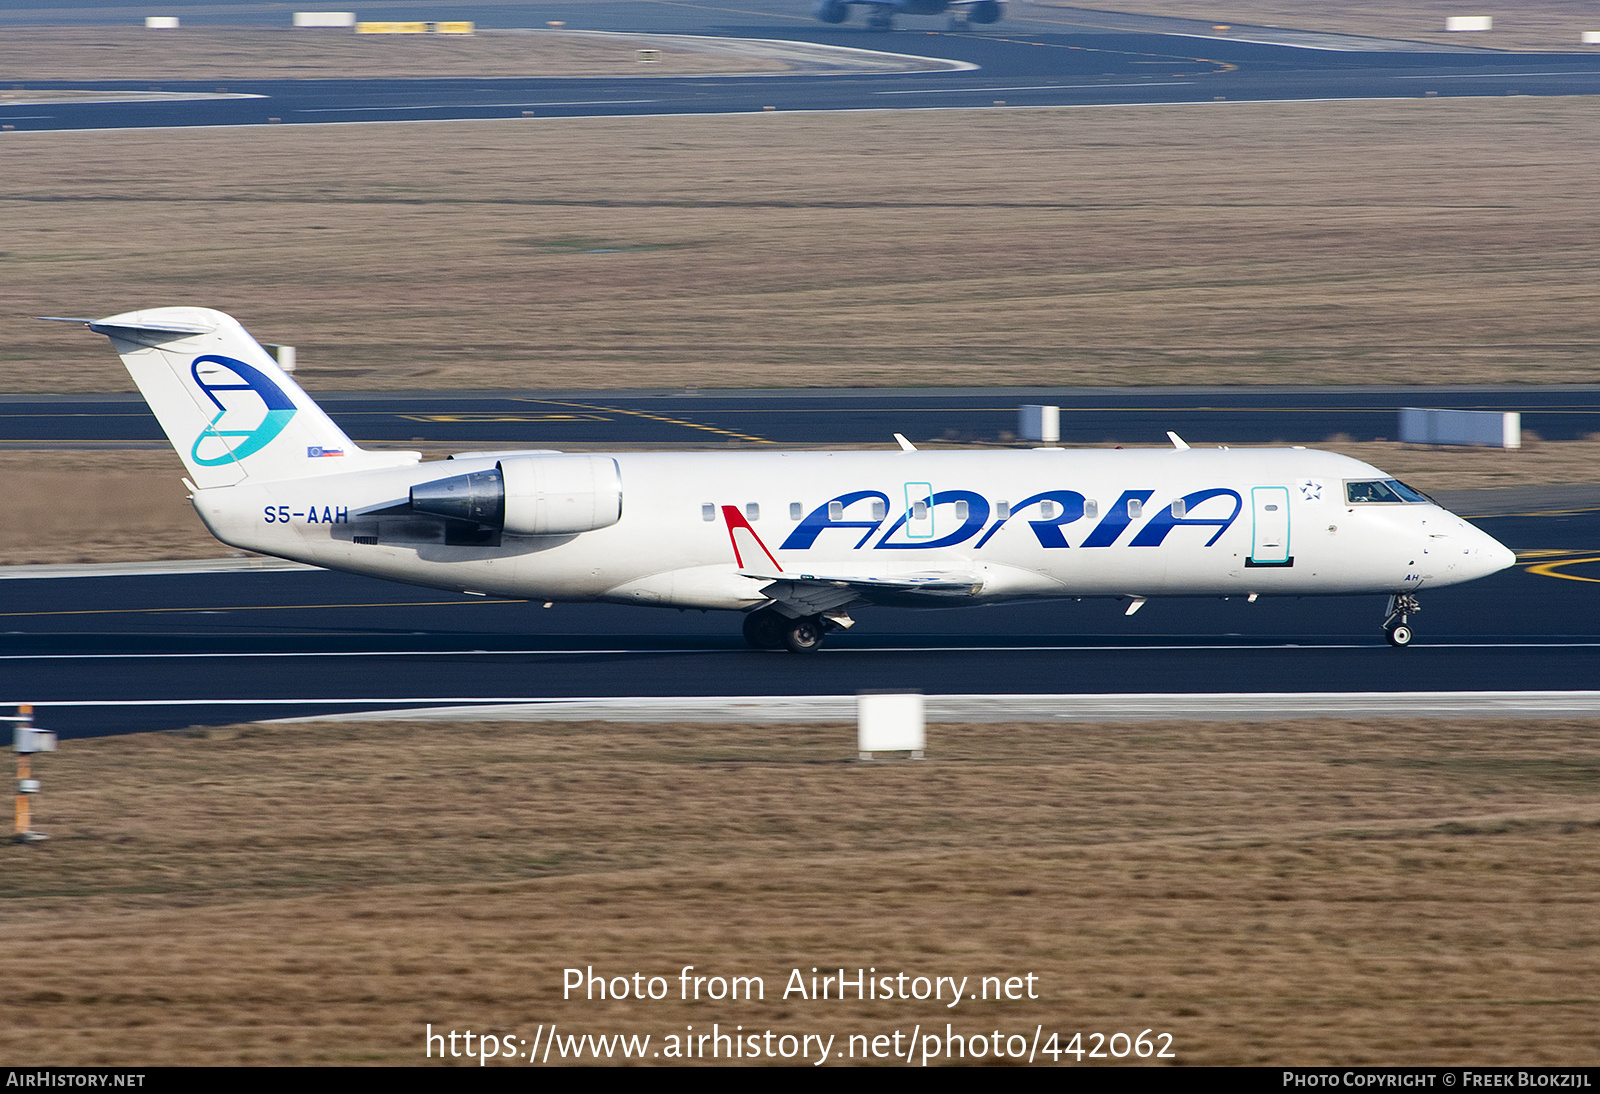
left=189, top=354, right=297, bottom=467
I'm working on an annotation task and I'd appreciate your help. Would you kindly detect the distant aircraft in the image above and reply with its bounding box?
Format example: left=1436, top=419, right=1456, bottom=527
left=813, top=0, right=1003, bottom=32
left=62, top=307, right=1512, bottom=652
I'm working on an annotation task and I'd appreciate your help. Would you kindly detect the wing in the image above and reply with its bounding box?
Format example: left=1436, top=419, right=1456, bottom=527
left=746, top=569, right=985, bottom=614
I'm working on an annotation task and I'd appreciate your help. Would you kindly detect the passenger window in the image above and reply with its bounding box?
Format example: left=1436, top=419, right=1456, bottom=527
left=828, top=500, right=843, bottom=520
left=996, top=500, right=1010, bottom=520
left=871, top=499, right=886, bottom=520
left=745, top=502, right=759, bottom=521
left=954, top=500, right=969, bottom=520
left=1127, top=499, right=1142, bottom=519
left=1172, top=499, right=1187, bottom=518
left=789, top=502, right=802, bottom=521
left=1039, top=500, right=1058, bottom=519
left=911, top=500, right=928, bottom=519
left=1084, top=500, right=1098, bottom=519
left=701, top=503, right=715, bottom=522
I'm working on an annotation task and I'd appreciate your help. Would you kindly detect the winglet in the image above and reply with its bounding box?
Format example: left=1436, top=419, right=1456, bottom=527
left=894, top=433, right=918, bottom=452
left=1166, top=431, right=1191, bottom=451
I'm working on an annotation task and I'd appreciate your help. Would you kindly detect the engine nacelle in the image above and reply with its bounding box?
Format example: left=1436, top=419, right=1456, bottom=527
left=967, top=0, right=1002, bottom=22
left=408, top=455, right=622, bottom=537
left=813, top=0, right=850, bottom=22
left=408, top=468, right=504, bottom=526
left=499, top=455, right=622, bottom=536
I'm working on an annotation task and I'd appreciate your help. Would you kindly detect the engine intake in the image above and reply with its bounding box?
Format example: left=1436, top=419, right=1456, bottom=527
left=409, top=455, right=622, bottom=536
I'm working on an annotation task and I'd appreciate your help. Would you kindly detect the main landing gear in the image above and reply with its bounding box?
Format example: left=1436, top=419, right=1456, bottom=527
left=1382, top=594, right=1420, bottom=648
left=742, top=607, right=831, bottom=653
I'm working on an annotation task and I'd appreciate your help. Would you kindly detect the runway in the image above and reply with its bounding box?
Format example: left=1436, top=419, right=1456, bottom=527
left=5, top=1, right=1600, bottom=132
left=9, top=385, right=1600, bottom=449
left=6, top=5, right=1599, bottom=737
left=3, top=504, right=1597, bottom=737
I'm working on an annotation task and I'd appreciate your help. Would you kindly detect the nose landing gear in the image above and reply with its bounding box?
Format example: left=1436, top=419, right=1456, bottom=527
left=1383, top=594, right=1420, bottom=648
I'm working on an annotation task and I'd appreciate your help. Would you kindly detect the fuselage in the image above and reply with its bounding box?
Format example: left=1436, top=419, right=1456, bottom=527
left=191, top=446, right=1515, bottom=611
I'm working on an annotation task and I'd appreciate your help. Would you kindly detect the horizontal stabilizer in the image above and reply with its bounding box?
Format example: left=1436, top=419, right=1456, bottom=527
left=74, top=307, right=419, bottom=489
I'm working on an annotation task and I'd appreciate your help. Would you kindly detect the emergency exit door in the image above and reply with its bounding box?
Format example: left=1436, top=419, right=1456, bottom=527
left=1248, top=486, right=1292, bottom=566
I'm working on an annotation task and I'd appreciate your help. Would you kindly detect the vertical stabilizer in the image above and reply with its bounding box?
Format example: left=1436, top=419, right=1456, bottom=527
left=85, top=307, right=416, bottom=488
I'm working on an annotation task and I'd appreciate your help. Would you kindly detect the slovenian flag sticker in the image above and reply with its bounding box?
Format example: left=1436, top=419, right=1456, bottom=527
left=307, top=446, right=345, bottom=458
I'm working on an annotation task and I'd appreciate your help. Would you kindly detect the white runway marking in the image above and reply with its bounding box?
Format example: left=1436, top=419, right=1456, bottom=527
left=9, top=692, right=1600, bottom=724
left=1393, top=71, right=1599, bottom=80
left=874, top=82, right=1194, bottom=95
left=295, top=100, right=659, bottom=112
left=2, top=639, right=1597, bottom=662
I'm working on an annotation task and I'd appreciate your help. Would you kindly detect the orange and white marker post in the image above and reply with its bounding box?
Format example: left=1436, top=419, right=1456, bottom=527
left=10, top=704, right=56, bottom=844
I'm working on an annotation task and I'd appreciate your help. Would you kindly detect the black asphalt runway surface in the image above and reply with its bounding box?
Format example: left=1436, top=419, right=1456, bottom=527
left=3, top=505, right=1596, bottom=738
left=6, top=4, right=1598, bottom=736
left=8, top=386, right=1600, bottom=449
left=5, top=1, right=1600, bottom=131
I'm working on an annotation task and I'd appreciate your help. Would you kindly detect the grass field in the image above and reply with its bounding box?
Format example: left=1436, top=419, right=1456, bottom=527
left=2, top=715, right=1596, bottom=1065
left=0, top=27, right=786, bottom=82
left=3, top=439, right=1592, bottom=566
left=7, top=97, right=1600, bottom=394
left=1044, top=0, right=1600, bottom=52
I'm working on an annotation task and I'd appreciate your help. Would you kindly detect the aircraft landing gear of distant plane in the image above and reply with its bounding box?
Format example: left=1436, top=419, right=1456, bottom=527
left=946, top=15, right=969, bottom=31
left=1382, top=593, right=1420, bottom=648
left=866, top=10, right=895, bottom=30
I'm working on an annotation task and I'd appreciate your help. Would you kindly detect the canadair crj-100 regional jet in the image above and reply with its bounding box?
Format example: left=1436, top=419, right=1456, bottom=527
left=61, top=308, right=1514, bottom=652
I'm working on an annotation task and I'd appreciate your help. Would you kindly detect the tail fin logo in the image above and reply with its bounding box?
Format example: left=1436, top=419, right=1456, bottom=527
left=188, top=354, right=297, bottom=467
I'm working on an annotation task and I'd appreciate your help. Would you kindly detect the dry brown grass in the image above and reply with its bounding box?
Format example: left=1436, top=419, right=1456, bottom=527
left=1042, top=0, right=1600, bottom=52
left=1, top=438, right=1591, bottom=567
left=7, top=97, right=1600, bottom=393
left=0, top=27, right=784, bottom=82
left=2, top=715, right=1597, bottom=1065
left=0, top=449, right=214, bottom=565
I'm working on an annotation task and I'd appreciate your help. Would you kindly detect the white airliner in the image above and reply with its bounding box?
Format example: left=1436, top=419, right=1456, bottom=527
left=62, top=307, right=1514, bottom=652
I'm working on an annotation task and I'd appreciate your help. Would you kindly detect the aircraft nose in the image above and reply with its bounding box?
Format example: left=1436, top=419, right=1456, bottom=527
left=1465, top=524, right=1517, bottom=579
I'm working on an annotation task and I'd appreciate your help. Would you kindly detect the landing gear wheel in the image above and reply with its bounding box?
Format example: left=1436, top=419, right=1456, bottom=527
left=784, top=615, right=827, bottom=653
left=742, top=608, right=787, bottom=650
left=1381, top=593, right=1420, bottom=649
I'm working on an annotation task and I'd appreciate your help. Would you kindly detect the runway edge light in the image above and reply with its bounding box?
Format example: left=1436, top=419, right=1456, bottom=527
left=858, top=691, right=926, bottom=761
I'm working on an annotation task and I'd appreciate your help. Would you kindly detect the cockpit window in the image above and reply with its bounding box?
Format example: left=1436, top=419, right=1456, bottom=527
left=1389, top=480, right=1433, bottom=504
left=1345, top=479, right=1431, bottom=504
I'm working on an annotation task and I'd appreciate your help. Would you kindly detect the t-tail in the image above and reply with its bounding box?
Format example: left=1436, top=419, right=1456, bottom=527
left=65, top=307, right=417, bottom=488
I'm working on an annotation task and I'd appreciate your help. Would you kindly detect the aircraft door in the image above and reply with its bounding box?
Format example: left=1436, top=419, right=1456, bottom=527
left=904, top=482, right=934, bottom=539
left=1250, top=486, right=1291, bottom=565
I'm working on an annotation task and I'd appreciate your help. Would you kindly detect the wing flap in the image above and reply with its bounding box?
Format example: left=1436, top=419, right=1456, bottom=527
left=746, top=569, right=985, bottom=613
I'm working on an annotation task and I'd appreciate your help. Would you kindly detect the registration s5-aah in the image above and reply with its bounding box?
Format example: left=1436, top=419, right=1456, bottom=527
left=61, top=307, right=1515, bottom=652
